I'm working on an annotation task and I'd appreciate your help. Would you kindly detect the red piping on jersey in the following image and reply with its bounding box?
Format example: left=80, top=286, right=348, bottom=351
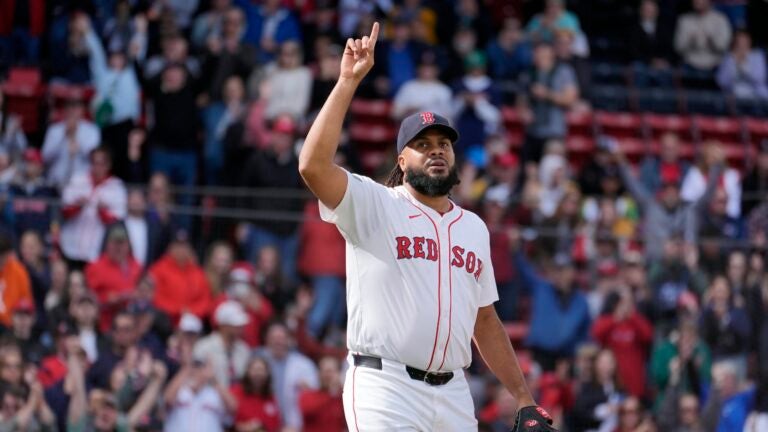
left=439, top=210, right=464, bottom=370
left=403, top=199, right=442, bottom=371
left=352, top=365, right=359, bottom=431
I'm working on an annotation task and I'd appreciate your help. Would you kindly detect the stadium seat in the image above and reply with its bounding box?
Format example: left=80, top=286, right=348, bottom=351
left=746, top=117, right=768, bottom=145
left=566, top=135, right=595, bottom=153
left=591, top=62, right=628, bottom=86
left=683, top=90, right=730, bottom=116
left=47, top=84, right=96, bottom=122
left=634, top=88, right=680, bottom=114
left=349, top=98, right=392, bottom=122
left=618, top=137, right=646, bottom=158
left=502, top=106, right=526, bottom=147
left=504, top=322, right=530, bottom=347
left=649, top=139, right=696, bottom=160
left=1, top=67, right=46, bottom=134
left=348, top=122, right=397, bottom=146
left=644, top=113, right=695, bottom=141
left=566, top=110, right=594, bottom=138
left=594, top=111, right=643, bottom=139
left=590, top=85, right=631, bottom=111
left=693, top=116, right=744, bottom=144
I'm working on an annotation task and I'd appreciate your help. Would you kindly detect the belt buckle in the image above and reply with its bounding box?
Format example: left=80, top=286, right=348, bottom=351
left=423, top=371, right=447, bottom=386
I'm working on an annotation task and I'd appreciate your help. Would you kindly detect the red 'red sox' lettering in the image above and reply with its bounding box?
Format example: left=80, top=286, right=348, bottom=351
left=396, top=237, right=483, bottom=280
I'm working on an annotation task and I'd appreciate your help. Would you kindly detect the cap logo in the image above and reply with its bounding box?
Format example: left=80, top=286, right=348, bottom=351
left=525, top=420, right=538, bottom=427
left=537, top=407, right=552, bottom=420
left=420, top=112, right=435, bottom=125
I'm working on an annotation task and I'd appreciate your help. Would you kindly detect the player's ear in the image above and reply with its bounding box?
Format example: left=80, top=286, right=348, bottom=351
left=397, top=153, right=407, bottom=171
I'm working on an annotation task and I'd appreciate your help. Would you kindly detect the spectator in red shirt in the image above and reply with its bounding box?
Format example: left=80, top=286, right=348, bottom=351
left=298, top=356, right=345, bottom=432
left=149, top=229, right=212, bottom=323
left=85, top=224, right=142, bottom=332
left=230, top=356, right=281, bottom=432
left=298, top=200, right=346, bottom=338
left=592, top=289, right=654, bottom=397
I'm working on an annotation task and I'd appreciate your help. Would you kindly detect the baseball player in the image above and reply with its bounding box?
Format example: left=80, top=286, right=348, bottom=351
left=298, top=22, right=555, bottom=431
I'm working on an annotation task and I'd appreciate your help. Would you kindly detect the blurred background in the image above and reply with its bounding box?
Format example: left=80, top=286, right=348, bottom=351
left=0, top=0, right=767, bottom=431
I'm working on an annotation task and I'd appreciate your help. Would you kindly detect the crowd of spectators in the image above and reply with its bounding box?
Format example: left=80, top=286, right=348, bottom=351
left=0, top=0, right=767, bottom=431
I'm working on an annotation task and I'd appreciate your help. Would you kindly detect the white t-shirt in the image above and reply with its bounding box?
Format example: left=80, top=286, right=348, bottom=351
left=320, top=170, right=498, bottom=372
left=164, top=384, right=228, bottom=432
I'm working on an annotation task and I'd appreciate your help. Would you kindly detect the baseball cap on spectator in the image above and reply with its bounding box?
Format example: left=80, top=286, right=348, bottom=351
left=23, top=148, right=43, bottom=165
left=396, top=112, right=459, bottom=154
left=464, top=50, right=487, bottom=71
left=12, top=298, right=35, bottom=315
left=272, top=115, right=296, bottom=135
left=228, top=263, right=254, bottom=300
left=493, top=153, right=519, bottom=169
left=179, top=312, right=203, bottom=334
left=214, top=300, right=249, bottom=327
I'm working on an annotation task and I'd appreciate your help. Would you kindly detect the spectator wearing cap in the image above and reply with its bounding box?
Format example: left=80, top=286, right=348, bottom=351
left=591, top=289, right=654, bottom=397
left=450, top=50, right=502, bottom=158
left=511, top=235, right=590, bottom=371
left=59, top=146, right=127, bottom=266
left=236, top=0, right=302, bottom=63
left=149, top=229, right=212, bottom=323
left=674, top=0, right=732, bottom=72
left=7, top=298, right=45, bottom=363
left=239, top=114, right=304, bottom=279
left=612, top=141, right=722, bottom=262
left=217, top=263, right=275, bottom=347
left=230, top=355, right=281, bottom=432
left=391, top=50, right=452, bottom=120
left=298, top=355, right=345, bottom=432
left=639, top=132, right=690, bottom=195
left=298, top=199, right=346, bottom=339
left=193, top=300, right=251, bottom=388
left=518, top=41, right=578, bottom=164
left=85, top=223, right=142, bottom=332
left=8, top=149, right=57, bottom=240
left=716, top=30, right=768, bottom=101
left=486, top=18, right=532, bottom=85
left=741, top=140, right=768, bottom=216
left=41, top=98, right=101, bottom=190
left=37, top=320, right=81, bottom=389
left=165, top=312, right=204, bottom=370
left=127, top=298, right=173, bottom=361
left=255, top=321, right=319, bottom=430
left=163, top=353, right=237, bottom=432
left=0, top=231, right=32, bottom=327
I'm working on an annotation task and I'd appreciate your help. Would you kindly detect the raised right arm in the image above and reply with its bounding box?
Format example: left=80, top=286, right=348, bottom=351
left=298, top=22, right=379, bottom=210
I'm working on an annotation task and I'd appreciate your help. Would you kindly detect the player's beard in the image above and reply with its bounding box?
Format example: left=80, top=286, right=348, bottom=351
left=404, top=165, right=460, bottom=197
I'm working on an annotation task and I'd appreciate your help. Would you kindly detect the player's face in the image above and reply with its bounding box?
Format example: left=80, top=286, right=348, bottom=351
left=399, top=129, right=459, bottom=197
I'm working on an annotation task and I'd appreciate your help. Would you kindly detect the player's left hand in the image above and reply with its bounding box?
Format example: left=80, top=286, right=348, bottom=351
left=510, top=406, right=558, bottom=431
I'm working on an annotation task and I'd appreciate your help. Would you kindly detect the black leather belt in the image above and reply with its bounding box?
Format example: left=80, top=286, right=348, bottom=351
left=353, top=354, right=454, bottom=386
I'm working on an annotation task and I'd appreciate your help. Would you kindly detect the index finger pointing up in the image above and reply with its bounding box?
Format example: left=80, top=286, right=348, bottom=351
left=368, top=22, right=380, bottom=49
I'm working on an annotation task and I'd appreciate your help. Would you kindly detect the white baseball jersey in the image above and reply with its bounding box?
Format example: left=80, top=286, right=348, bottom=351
left=320, top=170, right=499, bottom=372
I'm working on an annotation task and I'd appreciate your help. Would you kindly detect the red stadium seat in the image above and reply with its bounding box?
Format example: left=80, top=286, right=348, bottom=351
left=595, top=111, right=643, bottom=139
left=693, top=116, right=744, bottom=144
left=719, top=142, right=748, bottom=169
left=566, top=135, right=595, bottom=153
left=644, top=113, right=695, bottom=141
left=618, top=137, right=646, bottom=157
left=47, top=84, right=96, bottom=122
left=746, top=117, right=768, bottom=145
left=504, top=322, right=529, bottom=347
left=567, top=110, right=594, bottom=138
left=350, top=98, right=392, bottom=122
left=1, top=67, right=46, bottom=134
left=348, top=122, right=397, bottom=145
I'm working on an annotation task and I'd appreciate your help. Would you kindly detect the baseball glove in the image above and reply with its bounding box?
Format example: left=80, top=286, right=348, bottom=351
left=510, top=406, right=557, bottom=431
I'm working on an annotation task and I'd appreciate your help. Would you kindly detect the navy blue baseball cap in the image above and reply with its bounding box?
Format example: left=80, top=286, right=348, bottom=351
left=396, top=112, right=459, bottom=154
